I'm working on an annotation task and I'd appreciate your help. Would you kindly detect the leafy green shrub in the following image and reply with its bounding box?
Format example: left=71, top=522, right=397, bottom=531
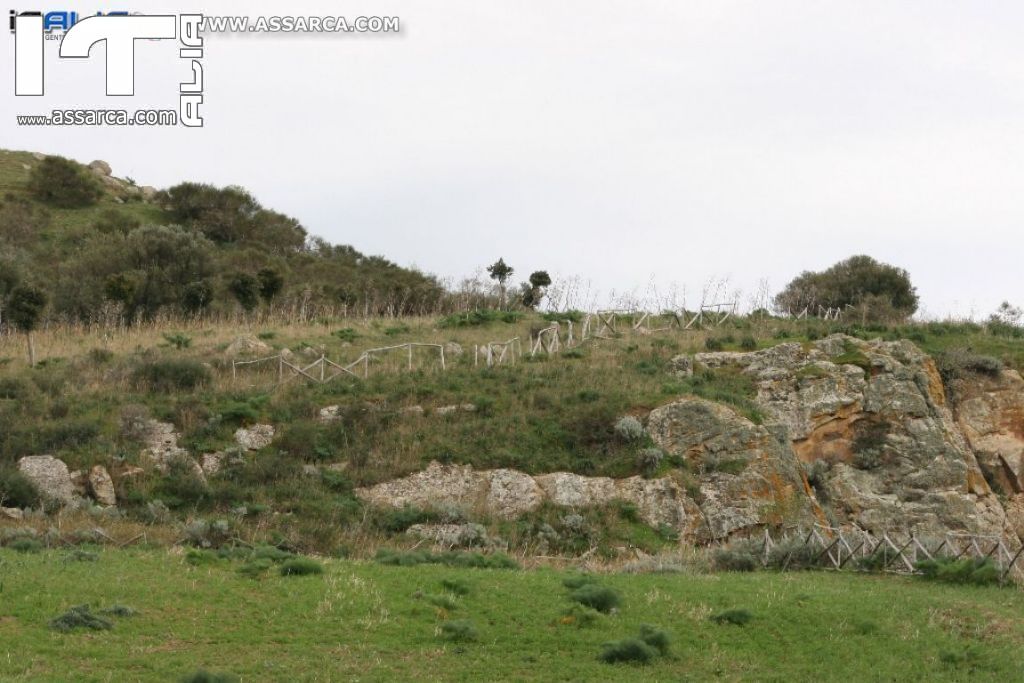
left=562, top=574, right=598, bottom=590
left=28, top=156, right=102, bottom=208
left=739, top=336, right=758, bottom=351
left=543, top=310, right=584, bottom=323
left=49, top=605, right=113, bottom=633
left=7, top=538, right=43, bottom=553
left=131, top=359, right=210, bottom=392
left=0, top=466, right=40, bottom=508
left=638, top=624, right=671, bottom=655
left=238, top=558, right=273, bottom=579
left=915, top=557, right=1001, bottom=586
left=438, top=309, right=521, bottom=328
left=570, top=584, right=621, bottom=614
left=279, top=557, right=324, bottom=576
left=440, top=619, right=478, bottom=642
left=710, top=608, right=752, bottom=626
left=163, top=332, right=193, bottom=350
left=374, top=505, right=439, bottom=533
left=332, top=328, right=359, bottom=342
left=383, top=324, right=410, bottom=337
left=559, top=604, right=603, bottom=628
left=599, top=638, right=657, bottom=664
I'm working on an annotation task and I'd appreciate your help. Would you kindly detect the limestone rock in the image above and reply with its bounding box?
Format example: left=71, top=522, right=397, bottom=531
left=139, top=185, right=157, bottom=200
left=318, top=405, right=341, bottom=422
left=225, top=334, right=271, bottom=357
left=235, top=424, right=275, bottom=451
left=138, top=420, right=204, bottom=480
left=17, top=455, right=75, bottom=505
left=485, top=469, right=544, bottom=518
left=435, top=404, right=476, bottom=415
left=444, top=342, right=464, bottom=359
left=669, top=355, right=694, bottom=377
left=535, top=472, right=617, bottom=508
left=406, top=523, right=488, bottom=548
left=88, top=465, right=116, bottom=506
left=88, top=159, right=112, bottom=175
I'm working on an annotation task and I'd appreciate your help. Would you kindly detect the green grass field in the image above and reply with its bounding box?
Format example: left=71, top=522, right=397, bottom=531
left=1, top=548, right=1022, bottom=681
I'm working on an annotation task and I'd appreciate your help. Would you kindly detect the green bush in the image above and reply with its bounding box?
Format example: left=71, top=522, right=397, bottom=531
left=559, top=604, right=603, bottom=628
left=441, top=578, right=471, bottom=596
left=638, top=624, right=671, bottom=655
left=915, top=557, right=1001, bottom=586
left=49, top=605, right=113, bottom=633
left=7, top=538, right=43, bottom=553
left=279, top=557, right=324, bottom=576
left=28, top=156, right=103, bottom=208
left=131, top=359, right=211, bottom=392
left=440, top=619, right=478, bottom=642
left=0, top=467, right=40, bottom=508
left=739, top=336, right=758, bottom=351
left=438, top=310, right=521, bottom=328
left=569, top=584, right=621, bottom=614
left=713, top=540, right=761, bottom=572
left=332, top=328, right=359, bottom=342
left=599, top=638, right=657, bottom=664
left=710, top=609, right=752, bottom=626
left=935, top=349, right=1003, bottom=383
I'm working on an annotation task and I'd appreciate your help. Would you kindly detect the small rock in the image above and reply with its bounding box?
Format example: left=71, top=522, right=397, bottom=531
left=139, top=185, right=157, bottom=200
left=224, top=334, right=271, bottom=357
left=68, top=470, right=89, bottom=496
left=669, top=355, right=694, bottom=377
left=318, top=405, right=341, bottom=422
left=88, top=159, right=112, bottom=175
left=435, top=404, right=475, bottom=416
left=400, top=405, right=425, bottom=416
left=88, top=465, right=116, bottom=506
left=17, top=455, right=75, bottom=505
left=235, top=424, right=275, bottom=451
left=1, top=507, right=24, bottom=520
left=406, top=523, right=489, bottom=548
left=444, top=342, right=464, bottom=359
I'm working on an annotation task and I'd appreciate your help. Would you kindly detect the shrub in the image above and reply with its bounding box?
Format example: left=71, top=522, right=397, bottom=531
left=704, top=337, right=724, bottom=351
left=638, top=624, right=671, bottom=655
left=0, top=467, right=40, bottom=508
left=440, top=619, right=478, bottom=642
left=599, top=638, right=657, bottom=664
left=99, top=605, right=137, bottom=617
left=559, top=604, right=603, bottom=628
left=915, top=557, right=1001, bottom=586
left=375, top=505, right=439, bottom=533
left=332, top=328, right=358, bottom=343
left=935, top=349, right=1003, bottom=383
left=163, top=333, right=193, bottom=350
left=613, top=416, right=645, bottom=443
left=49, top=605, right=113, bottom=633
left=713, top=540, right=761, bottom=572
left=441, top=578, right=471, bottom=596
left=424, top=593, right=459, bottom=611
left=131, top=359, right=211, bottom=392
left=237, top=559, right=273, bottom=579
left=739, top=336, right=757, bottom=351
left=279, top=557, right=324, bottom=576
left=7, top=538, right=43, bottom=553
left=710, top=609, right=752, bottom=626
left=775, top=255, right=918, bottom=320
left=569, top=584, right=621, bottom=614
left=374, top=549, right=520, bottom=570
left=28, top=156, right=103, bottom=207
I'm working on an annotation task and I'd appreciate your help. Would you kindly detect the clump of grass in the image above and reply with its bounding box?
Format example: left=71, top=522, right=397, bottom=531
left=181, top=670, right=240, bottom=683
left=423, top=593, right=460, bottom=611
left=99, top=605, right=138, bottom=617
left=558, top=604, right=604, bottom=628
left=440, top=619, right=478, bottom=642
left=279, top=557, right=324, bottom=576
left=569, top=584, right=621, bottom=614
left=441, top=577, right=471, bottom=596
left=831, top=341, right=872, bottom=372
left=599, top=638, right=657, bottom=664
left=710, top=608, right=752, bottom=626
left=238, top=558, right=273, bottom=579
left=638, top=624, right=671, bottom=655
left=375, top=549, right=519, bottom=569
left=8, top=538, right=43, bottom=553
left=65, top=549, right=99, bottom=562
left=49, top=605, right=114, bottom=633
left=915, top=557, right=1001, bottom=586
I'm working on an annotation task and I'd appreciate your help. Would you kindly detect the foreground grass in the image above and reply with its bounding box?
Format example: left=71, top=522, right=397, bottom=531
left=1, top=549, right=1022, bottom=681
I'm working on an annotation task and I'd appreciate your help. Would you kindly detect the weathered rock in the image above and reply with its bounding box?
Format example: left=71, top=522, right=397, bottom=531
left=535, top=472, right=617, bottom=508
left=17, top=456, right=75, bottom=505
left=485, top=469, right=544, bottom=518
left=88, top=159, right=112, bottom=175
left=406, top=523, right=488, bottom=548
left=201, top=452, right=229, bottom=476
left=224, top=334, right=271, bottom=357
left=444, top=342, right=464, bottom=359
left=88, top=465, right=116, bottom=506
left=648, top=397, right=818, bottom=540
left=358, top=462, right=484, bottom=512
left=138, top=420, right=204, bottom=480
left=139, top=185, right=157, bottom=200
left=694, top=335, right=1008, bottom=538
left=319, top=405, right=341, bottom=422
left=68, top=470, right=88, bottom=497
left=435, top=404, right=476, bottom=415
left=235, top=424, right=275, bottom=451
left=669, top=355, right=694, bottom=377
left=1, top=507, right=24, bottom=520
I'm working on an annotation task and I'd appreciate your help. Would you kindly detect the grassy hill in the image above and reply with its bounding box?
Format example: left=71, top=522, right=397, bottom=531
left=1, top=547, right=1022, bottom=681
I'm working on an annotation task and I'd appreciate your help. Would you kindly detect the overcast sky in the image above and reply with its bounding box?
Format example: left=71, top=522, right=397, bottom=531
left=3, top=1, right=1023, bottom=318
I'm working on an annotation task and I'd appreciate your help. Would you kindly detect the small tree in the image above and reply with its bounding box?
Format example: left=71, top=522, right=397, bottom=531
left=7, top=285, right=47, bottom=366
left=487, top=258, right=514, bottom=309
left=181, top=280, right=214, bottom=314
left=257, top=268, right=284, bottom=305
left=228, top=273, right=259, bottom=312
left=521, top=270, right=552, bottom=309
left=27, top=156, right=103, bottom=208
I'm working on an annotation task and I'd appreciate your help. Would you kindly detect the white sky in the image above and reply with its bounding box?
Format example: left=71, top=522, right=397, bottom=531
left=3, top=1, right=1023, bottom=318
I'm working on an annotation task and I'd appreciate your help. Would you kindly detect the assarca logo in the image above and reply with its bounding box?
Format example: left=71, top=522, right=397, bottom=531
left=12, top=11, right=204, bottom=127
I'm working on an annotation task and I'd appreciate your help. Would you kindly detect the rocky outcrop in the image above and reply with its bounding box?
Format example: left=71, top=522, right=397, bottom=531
left=648, top=397, right=819, bottom=540
left=356, top=461, right=701, bottom=531
left=139, top=419, right=204, bottom=480
left=235, top=424, right=275, bottom=451
left=224, top=334, right=271, bottom=357
left=695, top=335, right=1009, bottom=539
left=406, top=523, right=489, bottom=548
left=17, top=456, right=75, bottom=505
left=949, top=368, right=1024, bottom=537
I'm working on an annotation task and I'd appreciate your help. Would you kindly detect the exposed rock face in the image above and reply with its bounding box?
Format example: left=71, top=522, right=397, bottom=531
left=88, top=159, right=112, bottom=175
left=88, top=465, right=116, bottom=506
left=17, top=456, right=75, bottom=505
left=235, top=424, right=275, bottom=451
left=355, top=461, right=699, bottom=531
left=649, top=397, right=820, bottom=540
left=139, top=419, right=204, bottom=480
left=950, top=368, right=1024, bottom=537
left=695, top=335, right=1008, bottom=538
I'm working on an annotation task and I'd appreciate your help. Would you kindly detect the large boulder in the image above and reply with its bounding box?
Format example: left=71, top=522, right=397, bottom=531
left=138, top=419, right=205, bottom=480
left=17, top=455, right=75, bottom=505
left=225, top=334, right=271, bottom=357
left=88, top=159, right=112, bottom=175
left=694, top=335, right=1009, bottom=538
